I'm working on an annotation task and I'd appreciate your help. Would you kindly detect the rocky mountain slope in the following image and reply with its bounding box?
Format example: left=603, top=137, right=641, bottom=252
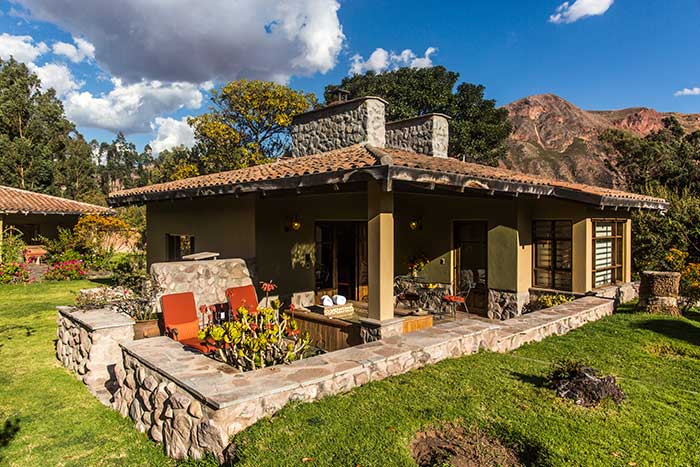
left=502, top=94, right=700, bottom=188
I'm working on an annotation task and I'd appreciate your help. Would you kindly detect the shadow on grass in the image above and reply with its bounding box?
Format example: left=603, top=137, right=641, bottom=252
left=634, top=319, right=700, bottom=347
left=0, top=417, right=20, bottom=462
left=510, top=371, right=548, bottom=389
left=0, top=325, right=35, bottom=351
left=489, top=423, right=554, bottom=467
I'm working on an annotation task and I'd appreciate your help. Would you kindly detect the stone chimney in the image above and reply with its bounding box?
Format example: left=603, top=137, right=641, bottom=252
left=385, top=113, right=451, bottom=158
left=291, top=96, right=387, bottom=157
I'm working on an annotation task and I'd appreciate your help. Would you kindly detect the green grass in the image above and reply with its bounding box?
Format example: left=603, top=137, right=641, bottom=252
left=1, top=282, right=699, bottom=467
left=0, top=281, right=177, bottom=467
left=230, top=306, right=700, bottom=467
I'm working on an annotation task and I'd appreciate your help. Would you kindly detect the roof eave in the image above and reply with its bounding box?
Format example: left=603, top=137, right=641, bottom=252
left=108, top=166, right=390, bottom=207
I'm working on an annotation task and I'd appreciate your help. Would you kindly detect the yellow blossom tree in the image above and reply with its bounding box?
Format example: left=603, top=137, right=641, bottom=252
left=188, top=80, right=316, bottom=173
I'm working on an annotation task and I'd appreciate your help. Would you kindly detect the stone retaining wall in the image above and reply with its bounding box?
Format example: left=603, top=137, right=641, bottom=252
left=56, top=306, right=134, bottom=404
left=111, top=295, right=616, bottom=462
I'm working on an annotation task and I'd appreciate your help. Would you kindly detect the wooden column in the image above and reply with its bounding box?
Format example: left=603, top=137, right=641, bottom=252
left=367, top=181, right=394, bottom=321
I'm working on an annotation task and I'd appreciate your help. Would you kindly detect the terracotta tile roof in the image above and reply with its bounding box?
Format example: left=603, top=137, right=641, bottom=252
left=381, top=148, right=666, bottom=205
left=0, top=185, right=112, bottom=215
left=110, top=145, right=377, bottom=199
left=108, top=144, right=667, bottom=209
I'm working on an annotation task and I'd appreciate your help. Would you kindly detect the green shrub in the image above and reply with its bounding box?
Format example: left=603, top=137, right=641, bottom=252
left=110, top=253, right=148, bottom=294
left=1, top=227, right=27, bottom=263
left=529, top=294, right=574, bottom=311
left=0, top=262, right=30, bottom=284
left=44, top=260, right=87, bottom=281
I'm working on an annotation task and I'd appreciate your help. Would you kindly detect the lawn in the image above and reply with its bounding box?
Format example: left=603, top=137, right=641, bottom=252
left=1, top=281, right=699, bottom=467
left=0, top=280, right=179, bottom=467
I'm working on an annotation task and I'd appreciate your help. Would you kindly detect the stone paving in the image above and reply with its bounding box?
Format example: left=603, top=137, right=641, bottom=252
left=113, top=295, right=614, bottom=462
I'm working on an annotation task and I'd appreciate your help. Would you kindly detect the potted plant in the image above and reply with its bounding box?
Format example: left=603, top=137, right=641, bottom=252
left=113, top=280, right=163, bottom=339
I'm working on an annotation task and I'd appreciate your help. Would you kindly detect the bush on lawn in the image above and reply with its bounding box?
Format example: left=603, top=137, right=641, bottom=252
left=44, top=260, right=87, bottom=281
left=1, top=227, right=27, bottom=263
left=0, top=262, right=30, bottom=284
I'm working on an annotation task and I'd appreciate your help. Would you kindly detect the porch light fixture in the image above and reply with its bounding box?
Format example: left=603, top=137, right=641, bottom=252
left=286, top=217, right=302, bottom=232
left=409, top=218, right=422, bottom=231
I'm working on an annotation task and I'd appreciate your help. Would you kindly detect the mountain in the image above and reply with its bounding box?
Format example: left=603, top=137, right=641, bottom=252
left=501, top=94, right=700, bottom=188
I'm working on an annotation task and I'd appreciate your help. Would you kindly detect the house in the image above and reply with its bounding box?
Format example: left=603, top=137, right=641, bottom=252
left=108, top=96, right=666, bottom=335
left=0, top=185, right=112, bottom=257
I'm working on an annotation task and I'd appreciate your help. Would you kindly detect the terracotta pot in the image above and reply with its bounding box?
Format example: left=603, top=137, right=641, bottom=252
left=134, top=319, right=163, bottom=340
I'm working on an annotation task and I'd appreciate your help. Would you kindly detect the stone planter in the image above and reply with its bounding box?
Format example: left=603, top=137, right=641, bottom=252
left=638, top=271, right=681, bottom=316
left=134, top=318, right=163, bottom=340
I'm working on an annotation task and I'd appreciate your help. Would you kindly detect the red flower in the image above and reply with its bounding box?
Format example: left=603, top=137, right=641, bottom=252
left=260, top=281, right=277, bottom=293
left=199, top=305, right=207, bottom=313
left=249, top=323, right=259, bottom=332
left=208, top=305, right=217, bottom=312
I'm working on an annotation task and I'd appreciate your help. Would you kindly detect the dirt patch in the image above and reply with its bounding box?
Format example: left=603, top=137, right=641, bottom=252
left=547, top=359, right=624, bottom=407
left=410, top=423, right=522, bottom=467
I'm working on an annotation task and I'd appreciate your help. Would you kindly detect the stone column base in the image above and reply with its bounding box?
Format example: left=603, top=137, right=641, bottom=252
left=359, top=317, right=403, bottom=343
left=487, top=290, right=530, bottom=320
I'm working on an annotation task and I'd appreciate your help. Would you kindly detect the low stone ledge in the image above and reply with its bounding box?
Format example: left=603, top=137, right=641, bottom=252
left=110, top=294, right=618, bottom=462
left=56, top=306, right=134, bottom=404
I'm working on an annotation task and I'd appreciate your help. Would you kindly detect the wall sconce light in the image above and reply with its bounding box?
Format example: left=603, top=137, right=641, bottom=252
left=409, top=218, right=422, bottom=231
left=286, top=216, right=302, bottom=232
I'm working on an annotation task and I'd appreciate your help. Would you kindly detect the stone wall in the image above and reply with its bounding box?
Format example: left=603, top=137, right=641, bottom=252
left=385, top=113, right=450, bottom=158
left=56, top=306, right=134, bottom=404
left=150, top=258, right=253, bottom=320
left=112, top=352, right=229, bottom=461
left=111, top=295, right=616, bottom=462
left=291, top=97, right=386, bottom=157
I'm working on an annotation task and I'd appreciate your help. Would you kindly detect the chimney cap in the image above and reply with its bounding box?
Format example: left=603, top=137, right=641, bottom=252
left=386, top=113, right=452, bottom=127
left=292, top=95, right=389, bottom=123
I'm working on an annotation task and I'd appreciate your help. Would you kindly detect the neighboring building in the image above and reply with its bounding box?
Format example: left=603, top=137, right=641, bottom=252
left=0, top=185, right=112, bottom=250
left=109, top=96, right=666, bottom=329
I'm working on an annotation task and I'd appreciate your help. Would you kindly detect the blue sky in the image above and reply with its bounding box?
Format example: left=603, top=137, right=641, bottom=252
left=1, top=0, right=699, bottom=153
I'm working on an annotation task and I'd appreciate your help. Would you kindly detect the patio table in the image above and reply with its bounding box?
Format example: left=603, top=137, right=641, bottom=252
left=394, top=275, right=451, bottom=316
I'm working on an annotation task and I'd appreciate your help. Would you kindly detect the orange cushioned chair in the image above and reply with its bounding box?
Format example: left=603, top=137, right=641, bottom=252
left=161, top=292, right=212, bottom=354
left=225, top=285, right=259, bottom=314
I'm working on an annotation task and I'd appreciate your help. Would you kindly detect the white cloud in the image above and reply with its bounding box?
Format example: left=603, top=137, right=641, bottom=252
left=0, top=32, right=48, bottom=62
left=52, top=36, right=95, bottom=63
left=675, top=87, right=700, bottom=97
left=549, top=0, right=614, bottom=24
left=29, top=62, right=82, bottom=97
left=350, top=47, right=437, bottom=75
left=11, top=0, right=345, bottom=83
left=64, top=79, right=203, bottom=134
left=149, top=117, right=195, bottom=156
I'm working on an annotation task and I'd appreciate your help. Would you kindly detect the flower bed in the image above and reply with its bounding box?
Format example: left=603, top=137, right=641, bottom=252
left=198, top=282, right=312, bottom=371
left=45, top=259, right=87, bottom=281
left=0, top=262, right=30, bottom=284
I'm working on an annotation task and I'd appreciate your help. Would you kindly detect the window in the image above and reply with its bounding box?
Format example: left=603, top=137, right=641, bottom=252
left=592, top=221, right=625, bottom=287
left=167, top=234, right=195, bottom=261
left=533, top=221, right=572, bottom=290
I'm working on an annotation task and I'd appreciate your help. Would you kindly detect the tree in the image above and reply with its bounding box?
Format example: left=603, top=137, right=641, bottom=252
left=0, top=58, right=74, bottom=192
left=602, top=118, right=700, bottom=270
left=189, top=80, right=316, bottom=172
left=53, top=134, right=102, bottom=202
left=96, top=133, right=152, bottom=193
left=325, top=66, right=512, bottom=166
left=149, top=145, right=200, bottom=182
